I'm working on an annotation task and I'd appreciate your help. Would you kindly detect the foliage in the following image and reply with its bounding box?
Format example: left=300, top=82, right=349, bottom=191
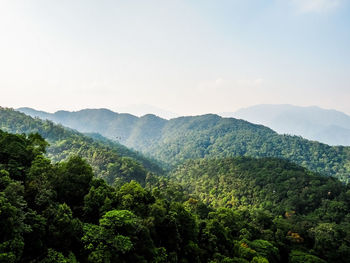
left=1, top=127, right=350, bottom=262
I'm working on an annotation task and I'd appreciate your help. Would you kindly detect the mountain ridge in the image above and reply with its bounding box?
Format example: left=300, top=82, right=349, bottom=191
left=17, top=107, right=350, bottom=183
left=0, top=107, right=164, bottom=184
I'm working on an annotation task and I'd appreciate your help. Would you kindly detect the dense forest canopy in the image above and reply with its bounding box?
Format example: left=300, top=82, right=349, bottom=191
left=1, top=129, right=350, bottom=262
left=170, top=157, right=347, bottom=214
left=18, top=108, right=350, bottom=183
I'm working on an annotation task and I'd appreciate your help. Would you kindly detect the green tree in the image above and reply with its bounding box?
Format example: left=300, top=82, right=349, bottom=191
left=289, top=250, right=327, bottom=263
left=82, top=210, right=141, bottom=263
left=55, top=156, right=94, bottom=217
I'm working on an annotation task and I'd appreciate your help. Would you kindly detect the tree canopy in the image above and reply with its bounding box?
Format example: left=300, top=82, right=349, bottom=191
left=1, top=129, right=350, bottom=262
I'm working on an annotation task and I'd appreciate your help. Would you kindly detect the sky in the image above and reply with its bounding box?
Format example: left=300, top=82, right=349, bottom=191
left=0, top=0, right=349, bottom=116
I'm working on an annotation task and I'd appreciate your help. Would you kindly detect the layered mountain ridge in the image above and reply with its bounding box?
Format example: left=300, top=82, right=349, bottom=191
left=0, top=107, right=163, bottom=184
left=18, top=107, right=350, bottom=183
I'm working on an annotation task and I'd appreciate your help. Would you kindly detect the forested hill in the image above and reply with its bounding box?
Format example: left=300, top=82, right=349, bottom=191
left=170, top=157, right=348, bottom=214
left=166, top=157, right=350, bottom=262
left=141, top=114, right=350, bottom=183
left=19, top=108, right=350, bottom=183
left=1, top=131, right=350, bottom=262
left=0, top=107, right=163, bottom=184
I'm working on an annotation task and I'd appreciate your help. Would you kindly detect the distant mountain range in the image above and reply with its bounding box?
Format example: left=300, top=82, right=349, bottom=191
left=220, top=104, right=350, bottom=146
left=17, top=107, right=350, bottom=183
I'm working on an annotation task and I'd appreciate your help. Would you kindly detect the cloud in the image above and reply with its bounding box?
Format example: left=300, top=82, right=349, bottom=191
left=291, top=0, right=342, bottom=13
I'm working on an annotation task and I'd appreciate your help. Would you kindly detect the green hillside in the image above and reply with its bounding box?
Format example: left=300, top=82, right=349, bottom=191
left=170, top=157, right=348, bottom=214
left=1, top=130, right=350, bottom=262
left=146, top=114, right=350, bottom=183
left=0, top=107, right=163, bottom=184
left=165, top=157, right=350, bottom=262
left=19, top=108, right=350, bottom=183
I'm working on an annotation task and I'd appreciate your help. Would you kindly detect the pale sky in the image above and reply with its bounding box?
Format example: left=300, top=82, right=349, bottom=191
left=0, top=0, right=349, bottom=115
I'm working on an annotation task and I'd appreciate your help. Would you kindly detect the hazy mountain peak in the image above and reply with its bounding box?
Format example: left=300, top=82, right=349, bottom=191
left=221, top=104, right=350, bottom=146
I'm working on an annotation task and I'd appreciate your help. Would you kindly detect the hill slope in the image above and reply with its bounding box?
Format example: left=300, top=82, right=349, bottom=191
left=18, top=108, right=350, bottom=183
left=222, top=104, right=350, bottom=146
left=170, top=157, right=347, bottom=214
left=0, top=107, right=163, bottom=184
left=3, top=131, right=350, bottom=262
left=166, top=157, right=350, bottom=262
